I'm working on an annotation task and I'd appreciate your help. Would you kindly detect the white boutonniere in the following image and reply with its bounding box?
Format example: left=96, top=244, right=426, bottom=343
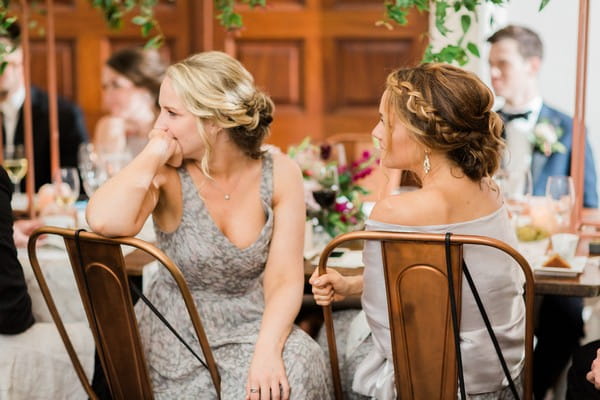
left=532, top=119, right=566, bottom=156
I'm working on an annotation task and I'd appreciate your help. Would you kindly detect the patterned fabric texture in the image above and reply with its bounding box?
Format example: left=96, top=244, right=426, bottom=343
left=136, top=153, right=332, bottom=399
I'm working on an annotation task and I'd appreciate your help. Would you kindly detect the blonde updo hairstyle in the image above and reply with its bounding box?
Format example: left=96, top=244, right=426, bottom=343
left=166, top=51, right=274, bottom=175
left=385, top=63, right=504, bottom=181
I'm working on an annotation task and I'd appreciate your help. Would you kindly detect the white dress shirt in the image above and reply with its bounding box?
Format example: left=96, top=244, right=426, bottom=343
left=1, top=86, right=25, bottom=154
left=502, top=96, right=543, bottom=176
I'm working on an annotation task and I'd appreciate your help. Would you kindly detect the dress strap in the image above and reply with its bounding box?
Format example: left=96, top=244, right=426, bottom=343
left=260, top=152, right=274, bottom=207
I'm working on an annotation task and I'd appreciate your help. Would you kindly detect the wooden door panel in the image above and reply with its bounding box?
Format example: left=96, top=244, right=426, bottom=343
left=29, top=39, right=76, bottom=101
left=236, top=40, right=303, bottom=107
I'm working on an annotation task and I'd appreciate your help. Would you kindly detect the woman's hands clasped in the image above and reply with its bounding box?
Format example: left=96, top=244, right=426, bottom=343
left=147, top=128, right=183, bottom=168
left=246, top=349, right=290, bottom=400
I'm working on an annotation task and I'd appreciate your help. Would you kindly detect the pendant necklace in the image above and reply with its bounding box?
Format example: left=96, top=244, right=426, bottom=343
left=208, top=172, right=244, bottom=201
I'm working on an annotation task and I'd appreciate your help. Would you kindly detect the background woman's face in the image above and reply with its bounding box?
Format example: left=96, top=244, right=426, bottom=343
left=101, top=66, right=152, bottom=118
left=372, top=91, right=423, bottom=171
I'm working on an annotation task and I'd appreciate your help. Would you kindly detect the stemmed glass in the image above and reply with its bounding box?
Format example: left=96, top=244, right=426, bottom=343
left=78, top=143, right=108, bottom=197
left=494, top=169, right=533, bottom=225
left=3, top=144, right=28, bottom=195
left=53, top=167, right=80, bottom=209
left=546, top=175, right=575, bottom=231
left=312, top=164, right=339, bottom=210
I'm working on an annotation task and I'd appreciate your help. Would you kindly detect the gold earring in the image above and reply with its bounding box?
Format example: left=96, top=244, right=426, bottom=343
left=423, top=151, right=431, bottom=174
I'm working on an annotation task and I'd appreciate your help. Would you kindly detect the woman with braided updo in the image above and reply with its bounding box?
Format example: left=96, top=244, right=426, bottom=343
left=311, top=63, right=526, bottom=399
left=87, top=51, right=331, bottom=399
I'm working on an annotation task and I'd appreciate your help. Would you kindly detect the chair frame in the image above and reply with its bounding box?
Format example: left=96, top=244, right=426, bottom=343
left=318, top=230, right=534, bottom=400
left=27, top=226, right=221, bottom=400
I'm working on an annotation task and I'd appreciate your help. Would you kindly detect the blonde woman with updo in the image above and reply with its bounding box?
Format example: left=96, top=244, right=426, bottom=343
left=87, top=51, right=331, bottom=399
left=311, top=63, right=526, bottom=399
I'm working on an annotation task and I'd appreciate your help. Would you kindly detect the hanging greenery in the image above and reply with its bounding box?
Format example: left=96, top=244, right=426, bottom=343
left=0, top=0, right=552, bottom=67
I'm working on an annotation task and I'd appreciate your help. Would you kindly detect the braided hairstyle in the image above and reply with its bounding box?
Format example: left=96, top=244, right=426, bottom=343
left=385, top=63, right=504, bottom=181
left=166, top=51, right=274, bottom=175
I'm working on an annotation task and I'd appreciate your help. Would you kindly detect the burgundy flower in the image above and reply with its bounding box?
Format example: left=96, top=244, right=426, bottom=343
left=335, top=201, right=349, bottom=213
left=362, top=150, right=371, bottom=160
left=320, top=144, right=332, bottom=160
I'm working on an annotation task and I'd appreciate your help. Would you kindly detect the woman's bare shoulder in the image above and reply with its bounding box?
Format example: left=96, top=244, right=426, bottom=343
left=370, top=188, right=448, bottom=226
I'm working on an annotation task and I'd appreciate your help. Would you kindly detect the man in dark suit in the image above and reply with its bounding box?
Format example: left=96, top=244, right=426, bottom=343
left=488, top=25, right=599, bottom=399
left=0, top=23, right=88, bottom=191
left=0, top=165, right=35, bottom=334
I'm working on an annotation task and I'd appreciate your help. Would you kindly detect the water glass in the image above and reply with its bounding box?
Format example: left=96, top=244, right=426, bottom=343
left=494, top=168, right=533, bottom=224
left=545, top=176, right=575, bottom=231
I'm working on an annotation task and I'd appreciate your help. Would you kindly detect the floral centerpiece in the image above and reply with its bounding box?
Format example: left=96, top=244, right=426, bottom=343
left=288, top=137, right=378, bottom=238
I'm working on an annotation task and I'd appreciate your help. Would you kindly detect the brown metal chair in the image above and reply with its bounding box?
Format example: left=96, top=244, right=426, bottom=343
left=318, top=231, right=534, bottom=400
left=27, top=226, right=221, bottom=400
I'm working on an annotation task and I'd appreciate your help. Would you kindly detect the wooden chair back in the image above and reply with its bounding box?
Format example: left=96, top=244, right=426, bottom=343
left=318, top=231, right=534, bottom=400
left=27, top=226, right=221, bottom=400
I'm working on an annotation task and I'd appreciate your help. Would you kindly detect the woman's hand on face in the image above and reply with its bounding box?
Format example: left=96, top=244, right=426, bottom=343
left=147, top=128, right=183, bottom=168
left=309, top=267, right=349, bottom=306
left=246, top=350, right=290, bottom=400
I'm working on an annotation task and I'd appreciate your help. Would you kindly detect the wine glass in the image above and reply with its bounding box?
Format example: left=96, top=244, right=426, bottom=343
left=546, top=175, right=575, bottom=231
left=78, top=143, right=108, bottom=197
left=53, top=167, right=80, bottom=209
left=494, top=169, right=533, bottom=225
left=3, top=144, right=28, bottom=195
left=312, top=164, right=339, bottom=210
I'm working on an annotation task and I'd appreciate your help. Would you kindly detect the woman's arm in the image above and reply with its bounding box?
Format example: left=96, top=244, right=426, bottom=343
left=245, top=154, right=305, bottom=400
left=86, top=129, right=181, bottom=237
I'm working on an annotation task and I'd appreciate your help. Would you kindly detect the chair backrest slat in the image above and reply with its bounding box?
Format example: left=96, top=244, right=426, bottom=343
left=381, top=239, right=461, bottom=399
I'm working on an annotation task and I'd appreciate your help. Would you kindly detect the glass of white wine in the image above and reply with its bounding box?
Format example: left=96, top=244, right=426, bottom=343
left=3, top=145, right=28, bottom=195
left=53, top=167, right=80, bottom=209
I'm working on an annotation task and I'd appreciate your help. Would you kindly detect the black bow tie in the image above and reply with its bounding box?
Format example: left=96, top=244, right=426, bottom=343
left=498, top=110, right=532, bottom=122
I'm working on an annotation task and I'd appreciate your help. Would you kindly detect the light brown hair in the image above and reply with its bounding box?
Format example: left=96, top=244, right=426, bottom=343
left=385, top=63, right=504, bottom=181
left=487, top=25, right=544, bottom=60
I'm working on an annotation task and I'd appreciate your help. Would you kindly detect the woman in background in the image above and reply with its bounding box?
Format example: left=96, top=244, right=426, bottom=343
left=311, top=63, right=526, bottom=399
left=94, top=47, right=165, bottom=157
left=87, top=51, right=330, bottom=399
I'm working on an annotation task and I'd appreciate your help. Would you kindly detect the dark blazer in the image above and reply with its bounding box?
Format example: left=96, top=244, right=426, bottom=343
left=530, top=104, right=598, bottom=208
left=0, top=166, right=34, bottom=334
left=9, top=86, right=89, bottom=191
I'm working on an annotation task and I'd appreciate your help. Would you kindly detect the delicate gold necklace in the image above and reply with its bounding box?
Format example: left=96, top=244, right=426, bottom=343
left=196, top=163, right=244, bottom=201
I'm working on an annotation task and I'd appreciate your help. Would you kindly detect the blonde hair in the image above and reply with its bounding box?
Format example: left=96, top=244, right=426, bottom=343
left=385, top=63, right=504, bottom=181
left=166, top=51, right=274, bottom=175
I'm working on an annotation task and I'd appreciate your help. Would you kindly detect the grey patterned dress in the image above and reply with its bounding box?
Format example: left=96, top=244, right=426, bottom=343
left=136, top=154, right=331, bottom=399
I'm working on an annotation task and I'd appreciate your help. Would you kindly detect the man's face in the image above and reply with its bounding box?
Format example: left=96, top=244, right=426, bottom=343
left=488, top=38, right=538, bottom=102
left=0, top=42, right=24, bottom=98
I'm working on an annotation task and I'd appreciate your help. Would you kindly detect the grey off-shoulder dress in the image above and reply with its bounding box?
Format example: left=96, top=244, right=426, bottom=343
left=136, top=153, right=331, bottom=399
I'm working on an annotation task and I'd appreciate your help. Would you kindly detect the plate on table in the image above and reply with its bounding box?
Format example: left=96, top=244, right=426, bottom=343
left=533, top=256, right=587, bottom=277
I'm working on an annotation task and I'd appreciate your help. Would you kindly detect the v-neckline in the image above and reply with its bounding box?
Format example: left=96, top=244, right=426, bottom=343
left=183, top=160, right=273, bottom=253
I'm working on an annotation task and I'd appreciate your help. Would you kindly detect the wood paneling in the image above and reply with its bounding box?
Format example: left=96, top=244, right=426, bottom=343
left=29, top=39, right=75, bottom=100
left=218, top=2, right=429, bottom=150
left=12, top=0, right=427, bottom=151
left=332, top=39, right=414, bottom=109
left=237, top=40, right=303, bottom=107
left=19, top=0, right=192, bottom=138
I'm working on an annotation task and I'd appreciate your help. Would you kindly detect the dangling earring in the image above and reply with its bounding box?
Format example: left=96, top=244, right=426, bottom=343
left=423, top=151, right=431, bottom=174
